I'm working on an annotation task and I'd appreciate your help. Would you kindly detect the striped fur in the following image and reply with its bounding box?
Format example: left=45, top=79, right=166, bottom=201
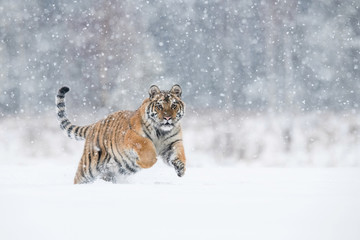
left=56, top=85, right=186, bottom=184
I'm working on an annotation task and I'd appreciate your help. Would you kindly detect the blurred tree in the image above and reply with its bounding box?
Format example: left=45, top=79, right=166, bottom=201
left=0, top=0, right=359, bottom=117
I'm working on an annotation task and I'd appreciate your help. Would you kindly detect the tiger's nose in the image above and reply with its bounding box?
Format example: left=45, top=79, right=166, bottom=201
left=164, top=116, right=171, bottom=121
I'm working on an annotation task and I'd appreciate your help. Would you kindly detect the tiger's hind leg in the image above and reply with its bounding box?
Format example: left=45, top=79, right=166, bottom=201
left=73, top=152, right=101, bottom=184
left=101, top=172, right=117, bottom=183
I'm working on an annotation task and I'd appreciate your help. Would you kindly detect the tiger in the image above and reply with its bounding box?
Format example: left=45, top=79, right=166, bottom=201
left=56, top=84, right=186, bottom=184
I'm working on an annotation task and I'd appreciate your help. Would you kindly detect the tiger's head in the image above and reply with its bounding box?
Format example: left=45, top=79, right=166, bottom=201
left=147, top=84, right=185, bottom=132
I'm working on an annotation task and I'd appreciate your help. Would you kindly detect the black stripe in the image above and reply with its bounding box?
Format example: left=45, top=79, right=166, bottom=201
left=170, top=139, right=182, bottom=145
left=87, top=152, right=94, bottom=179
left=109, top=142, right=117, bottom=160
left=95, top=131, right=100, bottom=148
left=95, top=135, right=102, bottom=172
left=104, top=154, right=111, bottom=165
left=118, top=167, right=128, bottom=175
left=83, top=126, right=89, bottom=137
left=141, top=121, right=153, bottom=140
left=146, top=103, right=153, bottom=116
left=110, top=118, right=127, bottom=175
left=96, top=119, right=111, bottom=172
left=79, top=127, right=85, bottom=138
left=117, top=151, right=136, bottom=174
left=113, top=120, right=124, bottom=158
left=61, top=119, right=69, bottom=125
left=99, top=152, right=110, bottom=172
left=124, top=153, right=139, bottom=173
left=80, top=161, right=86, bottom=179
left=67, top=125, right=74, bottom=137
left=144, top=120, right=151, bottom=128
left=143, top=121, right=152, bottom=133
left=95, top=149, right=102, bottom=172
left=168, top=139, right=182, bottom=151
left=101, top=118, right=112, bottom=140
left=123, top=152, right=139, bottom=169
left=129, top=157, right=140, bottom=170
left=143, top=129, right=152, bottom=141
left=59, top=86, right=70, bottom=94
left=102, top=119, right=111, bottom=132
left=74, top=126, right=80, bottom=138
left=108, top=123, right=120, bottom=161
left=162, top=148, right=172, bottom=162
left=113, top=157, right=127, bottom=175
left=56, top=95, right=65, bottom=99
left=57, top=102, right=65, bottom=108
left=61, top=119, right=71, bottom=129
left=171, top=157, right=180, bottom=165
left=161, top=139, right=182, bottom=158
left=163, top=129, right=180, bottom=142
left=123, top=151, right=136, bottom=162
left=57, top=110, right=65, bottom=118
left=122, top=157, right=137, bottom=173
left=156, top=129, right=162, bottom=138
left=113, top=156, right=122, bottom=166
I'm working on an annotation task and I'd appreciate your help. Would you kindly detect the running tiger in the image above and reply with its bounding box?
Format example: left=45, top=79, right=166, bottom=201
left=56, top=85, right=186, bottom=184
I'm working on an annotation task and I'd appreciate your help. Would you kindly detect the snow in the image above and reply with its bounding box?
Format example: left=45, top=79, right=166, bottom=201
left=1, top=159, right=360, bottom=240
left=1, top=114, right=360, bottom=239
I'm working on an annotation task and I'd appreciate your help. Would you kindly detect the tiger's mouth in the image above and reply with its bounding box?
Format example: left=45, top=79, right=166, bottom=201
left=161, top=121, right=174, bottom=127
left=160, top=122, right=174, bottom=131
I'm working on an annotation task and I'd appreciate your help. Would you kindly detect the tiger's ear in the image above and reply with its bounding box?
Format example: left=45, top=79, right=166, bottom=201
left=149, top=85, right=161, bottom=99
left=170, top=84, right=182, bottom=98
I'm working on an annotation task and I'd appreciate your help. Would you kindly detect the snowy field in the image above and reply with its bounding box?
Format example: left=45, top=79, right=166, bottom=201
left=1, top=115, right=360, bottom=240
left=1, top=159, right=360, bottom=240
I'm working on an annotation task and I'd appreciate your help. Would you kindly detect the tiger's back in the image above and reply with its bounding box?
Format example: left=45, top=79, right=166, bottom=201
left=56, top=85, right=186, bottom=184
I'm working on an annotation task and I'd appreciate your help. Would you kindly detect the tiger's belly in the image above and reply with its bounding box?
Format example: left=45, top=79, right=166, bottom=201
left=103, top=150, right=141, bottom=179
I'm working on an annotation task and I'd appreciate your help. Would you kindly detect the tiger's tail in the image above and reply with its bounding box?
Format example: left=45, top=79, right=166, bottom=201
left=56, top=86, right=91, bottom=140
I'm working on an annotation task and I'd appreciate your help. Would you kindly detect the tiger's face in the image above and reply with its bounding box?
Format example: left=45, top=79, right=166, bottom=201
left=147, top=84, right=185, bottom=132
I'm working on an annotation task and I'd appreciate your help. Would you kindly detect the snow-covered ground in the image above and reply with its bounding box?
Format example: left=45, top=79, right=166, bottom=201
left=1, top=158, right=360, bottom=240
left=1, top=114, right=360, bottom=239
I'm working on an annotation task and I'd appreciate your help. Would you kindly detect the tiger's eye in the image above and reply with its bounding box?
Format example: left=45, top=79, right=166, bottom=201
left=156, top=104, right=163, bottom=110
left=171, top=103, right=177, bottom=109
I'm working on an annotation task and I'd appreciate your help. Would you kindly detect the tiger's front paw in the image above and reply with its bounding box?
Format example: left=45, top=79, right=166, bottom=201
left=172, top=159, right=186, bottom=177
